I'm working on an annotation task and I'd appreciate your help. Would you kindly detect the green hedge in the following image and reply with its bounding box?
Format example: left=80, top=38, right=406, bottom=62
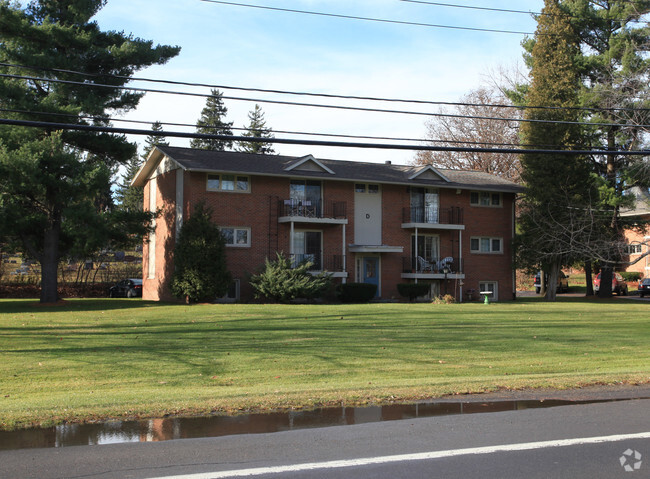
left=337, top=283, right=377, bottom=303
left=620, top=271, right=643, bottom=282
left=397, top=283, right=431, bottom=302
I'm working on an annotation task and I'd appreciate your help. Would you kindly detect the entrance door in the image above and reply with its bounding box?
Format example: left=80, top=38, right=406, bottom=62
left=362, top=256, right=379, bottom=297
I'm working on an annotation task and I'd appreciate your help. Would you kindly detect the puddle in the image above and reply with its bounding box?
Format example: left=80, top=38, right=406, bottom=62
left=0, top=398, right=619, bottom=450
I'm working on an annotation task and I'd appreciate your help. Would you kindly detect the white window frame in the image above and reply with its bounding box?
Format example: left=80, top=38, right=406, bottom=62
left=207, top=174, right=250, bottom=193
left=479, top=281, right=498, bottom=301
left=220, top=227, right=251, bottom=247
left=470, top=236, right=503, bottom=254
left=626, top=244, right=643, bottom=255
left=470, top=191, right=502, bottom=208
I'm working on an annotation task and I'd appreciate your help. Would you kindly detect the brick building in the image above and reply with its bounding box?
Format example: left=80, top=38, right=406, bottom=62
left=621, top=187, right=650, bottom=277
left=133, top=146, right=524, bottom=302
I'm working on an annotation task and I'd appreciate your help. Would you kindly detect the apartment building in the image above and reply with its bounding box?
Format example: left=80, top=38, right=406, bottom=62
left=133, top=146, right=524, bottom=302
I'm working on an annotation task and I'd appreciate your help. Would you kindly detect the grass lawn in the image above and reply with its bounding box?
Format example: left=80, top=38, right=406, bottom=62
left=0, top=297, right=648, bottom=430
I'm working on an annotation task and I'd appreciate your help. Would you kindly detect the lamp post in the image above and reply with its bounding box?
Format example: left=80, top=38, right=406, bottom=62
left=442, top=266, right=450, bottom=296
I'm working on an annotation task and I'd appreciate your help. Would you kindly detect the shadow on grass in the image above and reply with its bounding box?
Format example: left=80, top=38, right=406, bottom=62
left=0, top=298, right=166, bottom=314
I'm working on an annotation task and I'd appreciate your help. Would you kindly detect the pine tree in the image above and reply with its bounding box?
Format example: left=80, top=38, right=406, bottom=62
left=142, top=121, right=169, bottom=161
left=190, top=89, right=234, bottom=151
left=517, top=0, right=599, bottom=301
left=170, top=203, right=231, bottom=303
left=0, top=1, right=180, bottom=303
left=236, top=104, right=276, bottom=155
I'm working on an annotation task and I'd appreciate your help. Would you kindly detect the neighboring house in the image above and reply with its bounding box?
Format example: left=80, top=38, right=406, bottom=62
left=132, top=146, right=524, bottom=302
left=621, top=187, right=650, bottom=277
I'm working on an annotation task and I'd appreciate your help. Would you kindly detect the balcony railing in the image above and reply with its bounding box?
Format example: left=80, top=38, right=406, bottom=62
left=402, top=206, right=464, bottom=225
left=290, top=254, right=344, bottom=272
left=402, top=256, right=463, bottom=274
left=279, top=199, right=347, bottom=220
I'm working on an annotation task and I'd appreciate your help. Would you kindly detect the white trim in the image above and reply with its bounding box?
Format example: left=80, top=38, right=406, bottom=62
left=408, top=165, right=450, bottom=182
left=284, top=155, right=335, bottom=175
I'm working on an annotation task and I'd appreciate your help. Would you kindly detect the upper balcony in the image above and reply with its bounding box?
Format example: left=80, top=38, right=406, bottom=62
left=401, top=206, right=464, bottom=230
left=278, top=199, right=348, bottom=225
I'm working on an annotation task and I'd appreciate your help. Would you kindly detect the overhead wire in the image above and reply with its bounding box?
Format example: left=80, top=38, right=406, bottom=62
left=1, top=62, right=645, bottom=114
left=1, top=117, right=648, bottom=156
left=198, top=0, right=537, bottom=35
left=3, top=72, right=648, bottom=129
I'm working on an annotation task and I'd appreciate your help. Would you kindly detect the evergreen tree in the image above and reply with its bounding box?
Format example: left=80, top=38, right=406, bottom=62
left=142, top=121, right=169, bottom=161
left=190, top=89, right=234, bottom=151
left=517, top=0, right=599, bottom=301
left=0, top=0, right=180, bottom=303
left=170, top=203, right=231, bottom=303
left=236, top=104, right=276, bottom=155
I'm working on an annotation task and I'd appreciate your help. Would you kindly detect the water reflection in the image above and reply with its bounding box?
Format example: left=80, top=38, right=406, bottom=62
left=0, top=399, right=602, bottom=450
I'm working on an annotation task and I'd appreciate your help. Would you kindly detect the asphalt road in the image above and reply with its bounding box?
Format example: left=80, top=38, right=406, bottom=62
left=2, top=387, right=649, bottom=479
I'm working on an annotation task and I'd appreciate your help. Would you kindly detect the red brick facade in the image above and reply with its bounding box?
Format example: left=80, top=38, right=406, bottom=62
left=139, top=150, right=520, bottom=302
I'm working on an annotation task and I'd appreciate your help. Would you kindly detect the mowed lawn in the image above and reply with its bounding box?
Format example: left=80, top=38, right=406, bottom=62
left=0, top=298, right=648, bottom=430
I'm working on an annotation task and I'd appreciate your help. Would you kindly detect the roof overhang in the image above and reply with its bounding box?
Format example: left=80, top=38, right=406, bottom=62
left=131, top=147, right=184, bottom=187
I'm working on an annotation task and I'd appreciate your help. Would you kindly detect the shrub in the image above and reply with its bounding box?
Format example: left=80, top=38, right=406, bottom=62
left=170, top=203, right=231, bottom=303
left=250, top=253, right=331, bottom=303
left=432, top=294, right=456, bottom=304
left=397, top=283, right=431, bottom=302
left=620, top=272, right=642, bottom=282
left=337, top=282, right=377, bottom=303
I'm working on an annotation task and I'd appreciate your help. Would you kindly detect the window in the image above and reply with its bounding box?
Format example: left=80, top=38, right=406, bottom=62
left=207, top=174, right=250, bottom=192
left=470, top=191, right=501, bottom=207
left=292, top=230, right=322, bottom=270
left=412, top=234, right=440, bottom=261
left=626, top=244, right=643, bottom=254
left=470, top=236, right=503, bottom=253
left=355, top=183, right=380, bottom=194
left=220, top=227, right=250, bottom=247
left=479, top=281, right=498, bottom=301
left=410, top=187, right=439, bottom=223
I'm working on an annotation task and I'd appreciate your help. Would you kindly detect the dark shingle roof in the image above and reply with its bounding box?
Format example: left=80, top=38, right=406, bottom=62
left=157, top=146, right=524, bottom=193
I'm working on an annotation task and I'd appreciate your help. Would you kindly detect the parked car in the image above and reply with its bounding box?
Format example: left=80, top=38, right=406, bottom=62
left=109, top=278, right=143, bottom=298
left=638, top=278, right=650, bottom=298
left=534, top=271, right=569, bottom=294
left=593, top=272, right=628, bottom=295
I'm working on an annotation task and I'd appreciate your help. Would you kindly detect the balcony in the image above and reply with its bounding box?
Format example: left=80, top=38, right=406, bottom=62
left=402, top=206, right=464, bottom=230
left=278, top=199, right=348, bottom=224
left=401, top=256, right=464, bottom=279
left=290, top=254, right=347, bottom=276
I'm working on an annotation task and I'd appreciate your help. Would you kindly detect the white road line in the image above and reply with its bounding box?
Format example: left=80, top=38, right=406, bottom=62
left=153, top=431, right=650, bottom=479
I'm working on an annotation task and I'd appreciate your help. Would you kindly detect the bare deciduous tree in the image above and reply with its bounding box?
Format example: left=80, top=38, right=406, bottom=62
left=413, top=87, right=521, bottom=182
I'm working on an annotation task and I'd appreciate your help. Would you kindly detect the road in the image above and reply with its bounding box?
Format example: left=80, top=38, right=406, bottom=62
left=2, top=392, right=649, bottom=479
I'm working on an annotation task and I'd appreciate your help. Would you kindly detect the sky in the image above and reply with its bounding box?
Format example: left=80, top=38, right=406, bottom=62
left=93, top=0, right=545, bottom=165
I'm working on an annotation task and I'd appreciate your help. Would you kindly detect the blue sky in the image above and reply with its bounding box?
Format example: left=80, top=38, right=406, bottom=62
left=94, top=0, right=544, bottom=164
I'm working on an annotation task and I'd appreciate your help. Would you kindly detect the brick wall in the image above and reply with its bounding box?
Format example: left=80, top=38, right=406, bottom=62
left=144, top=166, right=518, bottom=302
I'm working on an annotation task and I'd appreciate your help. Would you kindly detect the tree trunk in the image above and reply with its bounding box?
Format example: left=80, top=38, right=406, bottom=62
left=584, top=260, right=594, bottom=296
left=40, top=219, right=60, bottom=304
left=540, top=270, right=546, bottom=296
left=545, top=262, right=559, bottom=302
left=598, top=265, right=613, bottom=298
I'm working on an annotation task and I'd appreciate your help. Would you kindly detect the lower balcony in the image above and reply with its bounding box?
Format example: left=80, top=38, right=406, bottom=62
left=290, top=253, right=347, bottom=277
left=401, top=256, right=464, bottom=279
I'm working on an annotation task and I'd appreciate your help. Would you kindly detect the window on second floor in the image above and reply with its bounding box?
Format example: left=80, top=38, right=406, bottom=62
left=207, top=174, right=250, bottom=192
left=470, top=236, right=503, bottom=254
left=626, top=244, right=643, bottom=255
left=470, top=191, right=501, bottom=207
left=220, top=227, right=251, bottom=247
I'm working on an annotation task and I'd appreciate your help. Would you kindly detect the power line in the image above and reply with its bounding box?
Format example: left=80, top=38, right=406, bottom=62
left=0, top=106, right=546, bottom=148
left=3, top=72, right=648, bottom=129
left=1, top=117, right=648, bottom=156
left=2, top=61, right=645, bottom=114
left=198, top=0, right=537, bottom=35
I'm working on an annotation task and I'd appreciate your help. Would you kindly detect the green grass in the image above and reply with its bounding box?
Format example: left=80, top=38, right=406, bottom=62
left=0, top=298, right=649, bottom=430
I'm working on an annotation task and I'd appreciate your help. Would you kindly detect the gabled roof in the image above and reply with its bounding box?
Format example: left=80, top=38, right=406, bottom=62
left=284, top=155, right=335, bottom=175
left=621, top=187, right=650, bottom=217
left=133, top=146, right=524, bottom=193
